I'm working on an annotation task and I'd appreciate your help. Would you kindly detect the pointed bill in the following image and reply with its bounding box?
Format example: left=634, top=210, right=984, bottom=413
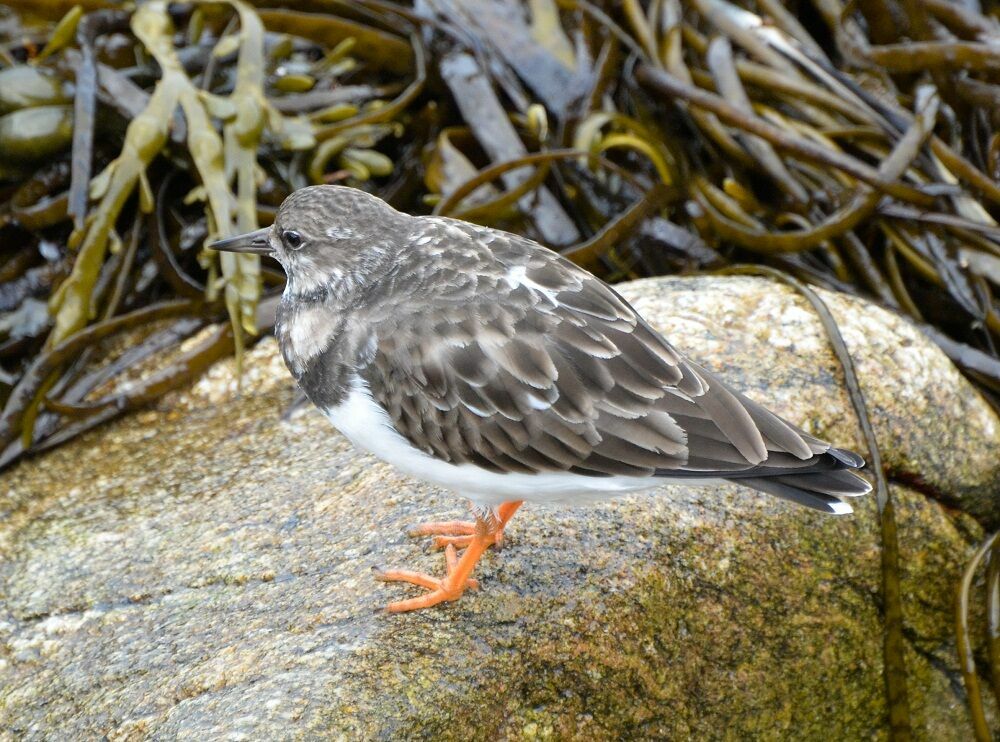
left=210, top=227, right=273, bottom=255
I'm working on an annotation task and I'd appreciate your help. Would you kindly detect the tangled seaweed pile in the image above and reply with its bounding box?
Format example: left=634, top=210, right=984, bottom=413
left=0, top=0, right=426, bottom=464
left=1, top=0, right=999, bottom=463
left=0, top=0, right=998, bottom=736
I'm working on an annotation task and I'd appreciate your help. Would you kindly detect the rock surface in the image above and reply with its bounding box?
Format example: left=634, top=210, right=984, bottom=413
left=0, top=276, right=996, bottom=739
left=624, top=276, right=1000, bottom=525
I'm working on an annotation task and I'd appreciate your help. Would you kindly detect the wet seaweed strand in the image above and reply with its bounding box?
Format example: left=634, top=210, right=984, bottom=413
left=956, top=530, right=1000, bottom=742
left=719, top=264, right=913, bottom=739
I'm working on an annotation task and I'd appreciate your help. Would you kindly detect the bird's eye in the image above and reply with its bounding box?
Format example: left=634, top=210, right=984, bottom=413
left=283, top=230, right=303, bottom=250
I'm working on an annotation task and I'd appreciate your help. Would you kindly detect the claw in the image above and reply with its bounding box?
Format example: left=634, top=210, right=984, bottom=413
left=377, top=502, right=524, bottom=613
left=379, top=543, right=484, bottom=612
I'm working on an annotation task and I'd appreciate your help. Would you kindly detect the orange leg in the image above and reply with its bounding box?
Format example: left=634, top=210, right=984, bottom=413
left=377, top=528, right=490, bottom=612
left=377, top=501, right=524, bottom=613
left=409, top=500, right=523, bottom=550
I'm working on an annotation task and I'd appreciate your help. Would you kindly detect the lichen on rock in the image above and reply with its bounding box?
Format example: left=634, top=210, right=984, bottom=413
left=0, top=276, right=996, bottom=739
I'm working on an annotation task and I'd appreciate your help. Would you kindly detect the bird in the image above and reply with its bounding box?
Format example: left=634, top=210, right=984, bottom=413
left=211, top=185, right=872, bottom=613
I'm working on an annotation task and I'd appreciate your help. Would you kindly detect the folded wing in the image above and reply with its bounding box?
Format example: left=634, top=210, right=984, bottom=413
left=361, top=222, right=870, bottom=512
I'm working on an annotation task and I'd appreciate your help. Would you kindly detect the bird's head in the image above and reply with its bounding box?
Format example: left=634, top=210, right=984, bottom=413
left=210, top=185, right=407, bottom=300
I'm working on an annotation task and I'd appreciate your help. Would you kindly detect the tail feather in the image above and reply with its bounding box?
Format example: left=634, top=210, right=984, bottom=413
left=737, top=466, right=872, bottom=515
left=827, top=446, right=865, bottom=468
left=656, top=446, right=857, bottom=480
left=775, top=469, right=872, bottom=497
left=738, top=477, right=855, bottom=514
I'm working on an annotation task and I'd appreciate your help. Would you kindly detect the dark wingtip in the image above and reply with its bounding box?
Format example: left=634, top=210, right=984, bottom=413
left=829, top=447, right=865, bottom=469
left=741, top=476, right=856, bottom=514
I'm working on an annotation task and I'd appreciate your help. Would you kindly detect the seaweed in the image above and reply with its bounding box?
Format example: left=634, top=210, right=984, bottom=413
left=957, top=530, right=1000, bottom=742
left=723, top=263, right=913, bottom=738
left=0, top=0, right=421, bottom=455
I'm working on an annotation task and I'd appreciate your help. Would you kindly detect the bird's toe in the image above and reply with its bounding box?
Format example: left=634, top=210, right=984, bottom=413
left=407, top=518, right=506, bottom=551
left=376, top=543, right=486, bottom=612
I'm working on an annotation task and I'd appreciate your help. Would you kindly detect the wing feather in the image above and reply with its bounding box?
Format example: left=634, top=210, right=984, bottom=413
left=359, top=223, right=852, bottom=486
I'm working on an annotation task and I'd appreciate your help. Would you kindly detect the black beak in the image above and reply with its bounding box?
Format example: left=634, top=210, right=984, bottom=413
left=210, top=228, right=273, bottom=255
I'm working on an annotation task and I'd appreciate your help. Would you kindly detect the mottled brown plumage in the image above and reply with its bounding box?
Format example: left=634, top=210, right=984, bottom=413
left=211, top=185, right=871, bottom=611
left=363, top=216, right=844, bottom=486
left=215, top=185, right=870, bottom=511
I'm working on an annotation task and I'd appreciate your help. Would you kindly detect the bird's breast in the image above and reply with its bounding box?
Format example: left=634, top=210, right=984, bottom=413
left=276, top=301, right=343, bottom=378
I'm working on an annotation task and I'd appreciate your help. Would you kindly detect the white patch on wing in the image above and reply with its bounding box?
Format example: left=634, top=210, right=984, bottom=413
left=461, top=401, right=491, bottom=417
left=504, top=265, right=526, bottom=286
left=526, top=393, right=551, bottom=411
left=322, top=375, right=666, bottom=505
left=504, top=265, right=559, bottom=304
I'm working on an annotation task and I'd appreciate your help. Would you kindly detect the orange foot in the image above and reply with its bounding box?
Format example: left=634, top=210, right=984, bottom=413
left=408, top=500, right=523, bottom=550
left=376, top=500, right=523, bottom=613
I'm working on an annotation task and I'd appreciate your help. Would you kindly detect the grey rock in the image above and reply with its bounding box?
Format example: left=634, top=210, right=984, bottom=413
left=0, top=276, right=995, bottom=740
left=623, top=276, right=999, bottom=525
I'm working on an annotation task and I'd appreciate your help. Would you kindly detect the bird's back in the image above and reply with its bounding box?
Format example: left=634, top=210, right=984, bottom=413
left=348, top=217, right=871, bottom=513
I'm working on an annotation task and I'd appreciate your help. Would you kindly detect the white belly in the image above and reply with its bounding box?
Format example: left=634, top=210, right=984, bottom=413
left=321, top=377, right=665, bottom=506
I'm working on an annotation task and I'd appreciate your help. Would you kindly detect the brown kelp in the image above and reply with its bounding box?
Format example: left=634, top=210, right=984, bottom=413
left=0, top=0, right=425, bottom=458
left=1, top=0, right=999, bottom=733
left=4, top=0, right=999, bottom=456
left=957, top=530, right=1000, bottom=742
left=722, top=263, right=914, bottom=737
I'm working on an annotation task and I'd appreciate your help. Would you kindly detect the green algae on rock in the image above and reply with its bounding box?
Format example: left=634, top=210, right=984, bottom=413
left=0, top=276, right=996, bottom=738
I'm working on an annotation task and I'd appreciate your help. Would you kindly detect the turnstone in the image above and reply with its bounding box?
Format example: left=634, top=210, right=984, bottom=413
left=212, top=185, right=871, bottom=613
